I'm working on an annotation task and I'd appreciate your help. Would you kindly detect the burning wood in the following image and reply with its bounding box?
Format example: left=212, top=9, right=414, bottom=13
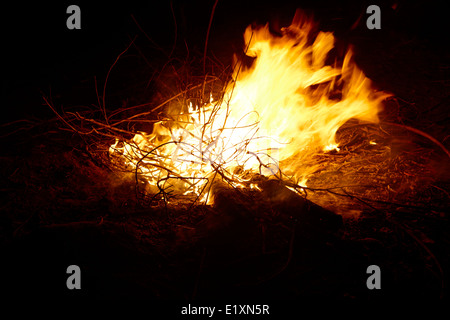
left=3, top=3, right=449, bottom=302
left=41, top=9, right=448, bottom=222
left=101, top=10, right=390, bottom=206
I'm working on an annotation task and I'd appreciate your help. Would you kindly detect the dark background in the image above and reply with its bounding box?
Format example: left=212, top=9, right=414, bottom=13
left=1, top=0, right=449, bottom=123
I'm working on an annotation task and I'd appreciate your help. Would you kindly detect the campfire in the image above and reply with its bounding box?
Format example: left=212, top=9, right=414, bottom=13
left=5, top=4, right=448, bottom=301
left=42, top=8, right=447, bottom=234
left=94, top=11, right=389, bottom=207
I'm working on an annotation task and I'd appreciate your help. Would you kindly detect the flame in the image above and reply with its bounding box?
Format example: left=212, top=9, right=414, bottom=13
left=109, top=11, right=389, bottom=203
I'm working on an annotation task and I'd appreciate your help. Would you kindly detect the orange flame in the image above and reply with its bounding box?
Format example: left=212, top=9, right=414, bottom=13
left=109, top=11, right=389, bottom=203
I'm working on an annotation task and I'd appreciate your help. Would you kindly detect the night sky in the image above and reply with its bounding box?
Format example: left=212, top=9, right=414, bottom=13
left=2, top=0, right=449, bottom=123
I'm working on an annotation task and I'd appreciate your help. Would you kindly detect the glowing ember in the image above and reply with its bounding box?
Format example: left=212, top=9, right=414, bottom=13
left=109, top=11, right=389, bottom=203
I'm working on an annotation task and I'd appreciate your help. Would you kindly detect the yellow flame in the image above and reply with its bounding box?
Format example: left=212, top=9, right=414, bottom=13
left=109, top=10, right=389, bottom=203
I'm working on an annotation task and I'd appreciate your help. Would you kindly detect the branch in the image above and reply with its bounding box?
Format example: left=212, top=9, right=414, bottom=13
left=383, top=122, right=450, bottom=159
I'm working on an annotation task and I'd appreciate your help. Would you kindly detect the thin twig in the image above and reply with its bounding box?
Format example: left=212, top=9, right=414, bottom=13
left=203, top=0, right=219, bottom=76
left=109, top=78, right=217, bottom=124
left=102, top=37, right=137, bottom=123
left=383, top=122, right=450, bottom=159
left=130, top=14, right=166, bottom=55
left=43, top=95, right=80, bottom=134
